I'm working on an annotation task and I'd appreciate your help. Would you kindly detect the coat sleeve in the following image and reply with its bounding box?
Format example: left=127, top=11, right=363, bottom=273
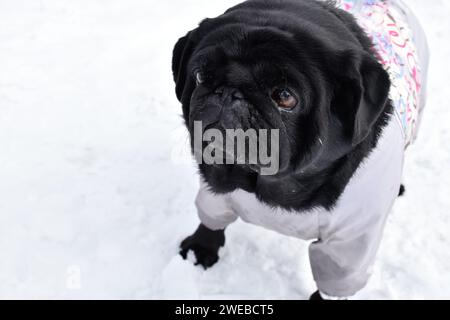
left=309, top=118, right=405, bottom=298
left=309, top=208, right=392, bottom=298
left=195, top=179, right=238, bottom=231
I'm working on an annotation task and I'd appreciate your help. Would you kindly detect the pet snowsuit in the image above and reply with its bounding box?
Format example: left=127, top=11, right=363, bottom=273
left=194, top=0, right=429, bottom=298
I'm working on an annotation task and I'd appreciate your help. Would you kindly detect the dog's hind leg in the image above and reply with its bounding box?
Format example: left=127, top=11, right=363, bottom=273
left=399, top=184, right=406, bottom=196
left=180, top=224, right=225, bottom=269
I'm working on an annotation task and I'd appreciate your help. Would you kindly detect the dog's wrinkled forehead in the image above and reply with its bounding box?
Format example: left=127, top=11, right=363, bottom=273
left=189, top=25, right=301, bottom=84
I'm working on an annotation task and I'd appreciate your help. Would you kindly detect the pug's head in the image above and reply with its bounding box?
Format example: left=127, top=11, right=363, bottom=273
left=172, top=0, right=390, bottom=194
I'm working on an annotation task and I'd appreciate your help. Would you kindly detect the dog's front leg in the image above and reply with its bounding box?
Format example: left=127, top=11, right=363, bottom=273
left=179, top=223, right=225, bottom=269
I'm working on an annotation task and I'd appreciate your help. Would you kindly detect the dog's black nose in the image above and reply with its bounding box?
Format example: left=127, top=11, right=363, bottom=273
left=214, top=87, right=244, bottom=101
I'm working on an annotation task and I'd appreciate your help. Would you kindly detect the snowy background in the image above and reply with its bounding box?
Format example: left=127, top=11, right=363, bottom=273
left=0, top=0, right=449, bottom=300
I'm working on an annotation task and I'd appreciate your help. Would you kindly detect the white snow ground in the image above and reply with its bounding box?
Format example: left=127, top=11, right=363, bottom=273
left=0, top=0, right=449, bottom=300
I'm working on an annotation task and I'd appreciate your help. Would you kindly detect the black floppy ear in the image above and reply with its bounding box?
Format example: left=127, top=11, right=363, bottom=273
left=172, top=31, right=196, bottom=102
left=331, top=51, right=391, bottom=146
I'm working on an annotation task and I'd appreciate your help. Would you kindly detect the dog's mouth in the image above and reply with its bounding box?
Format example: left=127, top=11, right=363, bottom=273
left=188, top=89, right=291, bottom=177
left=191, top=122, right=282, bottom=177
left=207, top=154, right=263, bottom=173
left=207, top=163, right=260, bottom=176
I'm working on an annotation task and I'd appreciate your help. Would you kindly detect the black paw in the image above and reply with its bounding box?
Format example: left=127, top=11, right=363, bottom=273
left=179, top=224, right=225, bottom=269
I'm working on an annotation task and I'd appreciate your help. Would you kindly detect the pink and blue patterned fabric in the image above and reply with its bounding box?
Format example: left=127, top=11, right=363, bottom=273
left=335, top=0, right=423, bottom=147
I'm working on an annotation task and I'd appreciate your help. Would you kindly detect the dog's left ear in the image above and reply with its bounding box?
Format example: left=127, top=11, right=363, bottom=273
left=331, top=51, right=391, bottom=146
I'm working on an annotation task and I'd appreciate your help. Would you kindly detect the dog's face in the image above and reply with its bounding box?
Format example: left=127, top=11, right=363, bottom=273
left=172, top=0, right=390, bottom=194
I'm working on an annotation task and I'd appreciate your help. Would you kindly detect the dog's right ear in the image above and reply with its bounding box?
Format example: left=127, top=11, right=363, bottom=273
left=172, top=31, right=197, bottom=102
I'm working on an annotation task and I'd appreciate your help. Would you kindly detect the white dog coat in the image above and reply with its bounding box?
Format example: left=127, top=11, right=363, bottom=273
left=194, top=0, right=429, bottom=298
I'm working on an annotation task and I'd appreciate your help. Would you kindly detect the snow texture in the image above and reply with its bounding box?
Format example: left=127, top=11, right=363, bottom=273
left=0, top=0, right=449, bottom=299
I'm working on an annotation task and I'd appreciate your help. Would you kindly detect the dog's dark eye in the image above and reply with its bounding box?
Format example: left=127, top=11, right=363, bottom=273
left=271, top=88, right=297, bottom=110
left=195, top=71, right=205, bottom=85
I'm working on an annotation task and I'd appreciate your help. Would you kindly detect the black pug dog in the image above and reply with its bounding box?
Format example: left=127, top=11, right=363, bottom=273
left=172, top=0, right=427, bottom=299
